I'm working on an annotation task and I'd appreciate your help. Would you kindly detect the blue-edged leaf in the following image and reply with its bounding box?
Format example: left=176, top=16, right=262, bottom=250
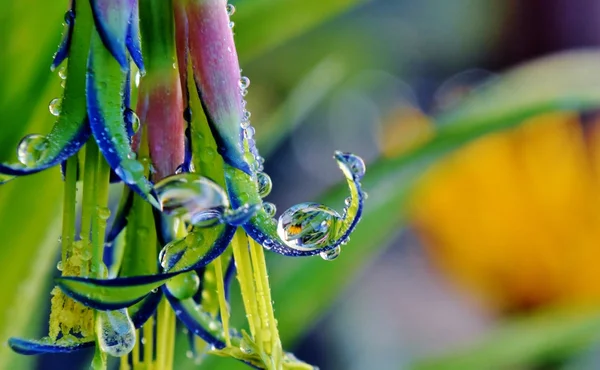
left=8, top=337, right=94, bottom=356
left=56, top=272, right=178, bottom=310
left=125, top=1, right=144, bottom=73
left=225, top=150, right=365, bottom=257
left=90, top=0, right=142, bottom=71
left=129, top=289, right=163, bottom=328
left=51, top=8, right=75, bottom=70
left=87, top=32, right=159, bottom=208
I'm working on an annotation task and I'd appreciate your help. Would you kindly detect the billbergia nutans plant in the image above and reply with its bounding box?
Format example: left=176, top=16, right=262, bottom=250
left=1, top=0, right=365, bottom=368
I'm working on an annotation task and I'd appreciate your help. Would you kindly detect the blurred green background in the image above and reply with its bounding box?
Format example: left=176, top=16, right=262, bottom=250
left=4, top=0, right=600, bottom=369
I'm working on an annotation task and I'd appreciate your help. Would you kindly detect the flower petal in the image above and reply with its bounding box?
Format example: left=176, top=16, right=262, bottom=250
left=186, top=0, right=251, bottom=174
left=90, top=0, right=138, bottom=71
left=87, top=32, right=159, bottom=208
left=51, top=7, right=75, bottom=71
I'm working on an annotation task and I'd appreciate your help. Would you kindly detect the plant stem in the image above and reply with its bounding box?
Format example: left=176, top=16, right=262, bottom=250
left=214, top=255, right=231, bottom=346
left=80, top=140, right=99, bottom=276
left=61, top=155, right=78, bottom=267
left=231, top=231, right=262, bottom=349
left=91, top=153, right=111, bottom=278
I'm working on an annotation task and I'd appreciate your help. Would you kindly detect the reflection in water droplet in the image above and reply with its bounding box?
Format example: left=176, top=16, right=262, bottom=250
left=239, top=76, right=250, bottom=90
left=56, top=261, right=63, bottom=271
left=226, top=3, right=236, bottom=16
left=263, top=202, right=276, bottom=217
left=166, top=271, right=200, bottom=300
left=17, top=134, right=48, bottom=167
left=256, top=172, right=272, bottom=198
left=124, top=108, right=141, bottom=133
left=154, top=173, right=228, bottom=226
left=277, top=202, right=341, bottom=251
left=335, top=151, right=366, bottom=179
left=97, top=309, right=136, bottom=357
left=49, top=98, right=62, bottom=116
left=320, top=247, right=341, bottom=261
left=58, top=66, right=67, bottom=80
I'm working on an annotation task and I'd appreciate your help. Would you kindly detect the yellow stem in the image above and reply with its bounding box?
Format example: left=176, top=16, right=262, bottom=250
left=214, top=256, right=231, bottom=347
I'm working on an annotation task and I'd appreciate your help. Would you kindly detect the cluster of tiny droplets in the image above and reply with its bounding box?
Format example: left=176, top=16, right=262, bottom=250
left=227, top=4, right=277, bottom=219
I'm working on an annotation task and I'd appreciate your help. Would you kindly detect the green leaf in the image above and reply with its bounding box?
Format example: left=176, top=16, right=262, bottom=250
left=414, top=309, right=600, bottom=370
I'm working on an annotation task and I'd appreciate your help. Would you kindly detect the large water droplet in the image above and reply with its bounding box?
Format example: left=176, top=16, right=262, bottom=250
left=239, top=76, right=250, bottom=90
left=320, top=247, right=341, bottom=261
left=256, top=172, right=272, bottom=198
left=17, top=134, right=48, bottom=167
left=48, top=98, right=61, bottom=116
left=226, top=3, right=236, bottom=16
left=154, top=173, right=229, bottom=226
left=335, top=151, right=366, bottom=179
left=124, top=108, right=140, bottom=133
left=263, top=202, right=276, bottom=217
left=277, top=202, right=341, bottom=251
left=97, top=309, right=136, bottom=357
left=166, top=271, right=200, bottom=300
left=115, top=158, right=145, bottom=185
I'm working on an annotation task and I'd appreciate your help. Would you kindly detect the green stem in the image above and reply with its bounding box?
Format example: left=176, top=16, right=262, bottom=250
left=91, top=154, right=111, bottom=278
left=61, top=155, right=78, bottom=267
left=214, top=255, right=232, bottom=347
left=231, top=231, right=262, bottom=349
left=81, top=139, right=99, bottom=276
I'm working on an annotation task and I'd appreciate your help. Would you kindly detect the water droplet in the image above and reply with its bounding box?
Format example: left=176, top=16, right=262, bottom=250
left=263, top=202, right=276, bottom=217
left=115, top=158, right=145, bottom=185
left=335, top=152, right=366, bottom=179
left=97, top=207, right=111, bottom=220
left=97, top=309, right=136, bottom=357
left=208, top=320, right=220, bottom=332
left=256, top=172, right=272, bottom=198
left=244, top=126, right=255, bottom=139
left=81, top=248, right=92, bottom=261
left=320, top=247, right=341, bottom=261
left=228, top=21, right=235, bottom=29
left=49, top=98, right=61, bottom=116
left=166, top=271, right=200, bottom=300
left=64, top=9, right=74, bottom=25
left=243, top=110, right=251, bottom=121
left=241, top=89, right=248, bottom=97
left=17, top=134, right=48, bottom=167
left=241, top=120, right=251, bottom=129
left=362, top=191, right=369, bottom=200
left=124, top=108, right=140, bottom=133
left=154, top=173, right=229, bottom=226
left=60, top=79, right=66, bottom=89
left=135, top=71, right=141, bottom=87
left=277, top=202, right=341, bottom=251
left=344, top=197, right=351, bottom=206
left=239, top=76, right=250, bottom=90
left=58, top=66, right=67, bottom=79
left=226, top=3, right=236, bottom=16
left=221, top=204, right=260, bottom=226
left=56, top=261, right=64, bottom=271
left=240, top=338, right=253, bottom=354
left=186, top=350, right=194, bottom=359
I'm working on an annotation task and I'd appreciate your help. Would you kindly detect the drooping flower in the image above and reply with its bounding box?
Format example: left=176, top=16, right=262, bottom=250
left=3, top=0, right=366, bottom=369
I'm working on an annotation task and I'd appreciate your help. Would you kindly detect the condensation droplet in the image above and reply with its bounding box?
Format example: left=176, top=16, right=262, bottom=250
left=58, top=66, right=67, bottom=80
left=335, top=151, right=366, bottom=179
left=97, top=309, right=136, bottom=357
left=226, top=4, right=236, bottom=16
left=154, top=173, right=229, bottom=226
left=17, top=134, right=48, bottom=167
left=320, top=247, right=341, bottom=261
left=239, top=76, right=250, bottom=90
left=228, top=21, right=235, bottom=29
left=124, top=108, right=141, bottom=133
left=263, top=202, right=276, bottom=217
left=256, top=172, right=272, bottom=198
left=49, top=98, right=62, bottom=116
left=277, top=202, right=341, bottom=251
left=166, top=271, right=200, bottom=300
left=56, top=261, right=64, bottom=271
left=98, top=207, right=111, bottom=220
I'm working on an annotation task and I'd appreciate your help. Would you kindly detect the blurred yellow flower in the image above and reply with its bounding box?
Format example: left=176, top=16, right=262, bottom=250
left=409, top=112, right=600, bottom=312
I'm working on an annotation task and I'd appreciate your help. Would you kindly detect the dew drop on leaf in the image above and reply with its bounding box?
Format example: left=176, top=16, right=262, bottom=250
left=17, top=134, right=48, bottom=167
left=124, top=108, right=141, bottom=133
left=48, top=98, right=61, bottom=116
left=166, top=271, right=200, bottom=300
left=154, top=173, right=228, bottom=226
left=320, top=247, right=341, bottom=261
left=263, top=202, right=276, bottom=217
left=256, top=172, right=272, bottom=198
left=96, top=309, right=136, bottom=357
left=335, top=151, right=366, bottom=180
left=115, top=158, right=145, bottom=185
left=226, top=3, right=236, bottom=16
left=239, top=76, right=250, bottom=90
left=277, top=202, right=341, bottom=251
